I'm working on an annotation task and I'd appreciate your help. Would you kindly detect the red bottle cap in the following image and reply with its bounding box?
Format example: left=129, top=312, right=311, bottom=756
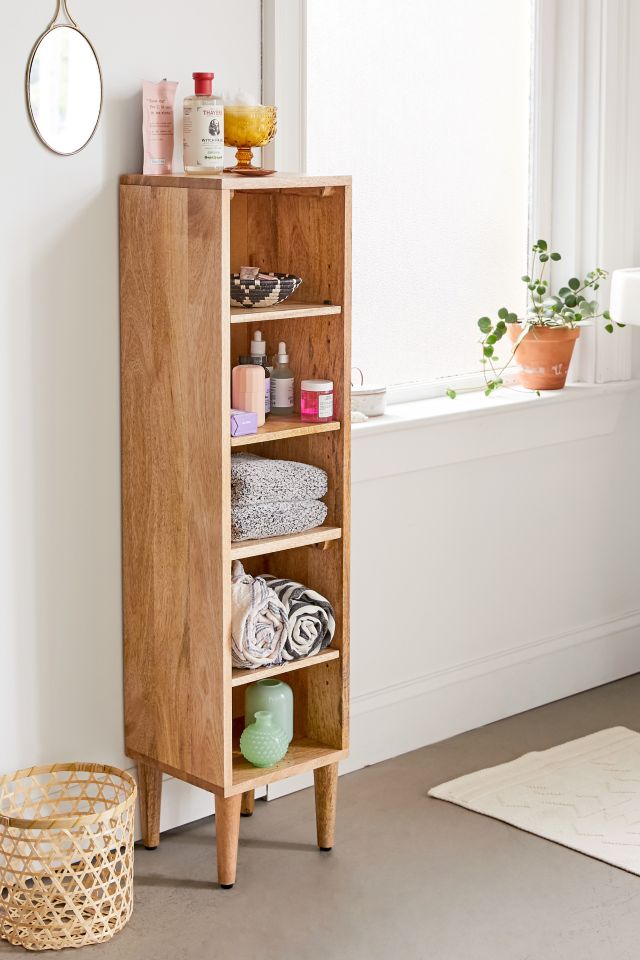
left=193, top=72, right=214, bottom=95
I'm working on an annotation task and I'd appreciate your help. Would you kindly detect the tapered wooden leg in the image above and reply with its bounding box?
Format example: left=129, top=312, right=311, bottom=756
left=215, top=793, right=242, bottom=888
left=137, top=761, right=162, bottom=849
left=314, top=763, right=338, bottom=851
left=240, top=790, right=255, bottom=817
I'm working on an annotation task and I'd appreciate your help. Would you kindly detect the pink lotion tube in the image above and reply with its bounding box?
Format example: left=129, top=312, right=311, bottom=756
left=142, top=80, right=178, bottom=175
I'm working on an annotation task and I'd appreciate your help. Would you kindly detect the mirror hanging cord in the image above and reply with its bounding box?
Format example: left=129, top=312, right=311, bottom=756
left=47, top=0, right=78, bottom=29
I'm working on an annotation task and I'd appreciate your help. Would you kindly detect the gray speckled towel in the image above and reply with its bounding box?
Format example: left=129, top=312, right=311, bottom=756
left=231, top=500, right=328, bottom=542
left=231, top=453, right=328, bottom=506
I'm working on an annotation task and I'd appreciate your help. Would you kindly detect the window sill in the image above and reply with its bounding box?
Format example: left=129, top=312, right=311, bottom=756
left=351, top=380, right=640, bottom=483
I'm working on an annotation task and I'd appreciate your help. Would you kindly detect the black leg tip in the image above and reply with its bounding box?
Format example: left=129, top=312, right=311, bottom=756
left=319, top=846, right=333, bottom=852
left=240, top=812, right=253, bottom=818
left=143, top=844, right=159, bottom=851
left=220, top=883, right=235, bottom=889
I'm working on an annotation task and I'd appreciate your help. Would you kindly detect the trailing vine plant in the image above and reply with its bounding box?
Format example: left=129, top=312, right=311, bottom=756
left=447, top=240, right=622, bottom=399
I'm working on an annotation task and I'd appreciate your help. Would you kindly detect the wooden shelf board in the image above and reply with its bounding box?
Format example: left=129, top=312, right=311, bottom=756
left=231, top=418, right=340, bottom=447
left=230, top=525, right=342, bottom=560
left=230, top=738, right=347, bottom=794
left=121, top=173, right=351, bottom=191
left=230, top=302, right=342, bottom=323
left=231, top=648, right=340, bottom=687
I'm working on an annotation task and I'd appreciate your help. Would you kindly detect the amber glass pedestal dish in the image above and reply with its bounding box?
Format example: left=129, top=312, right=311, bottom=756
left=224, top=105, right=277, bottom=176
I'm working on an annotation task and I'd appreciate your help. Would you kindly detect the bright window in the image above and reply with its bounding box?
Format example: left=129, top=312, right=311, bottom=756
left=305, top=0, right=532, bottom=388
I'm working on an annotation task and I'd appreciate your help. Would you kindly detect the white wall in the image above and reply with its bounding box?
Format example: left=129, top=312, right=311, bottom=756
left=0, top=1, right=260, bottom=826
left=346, top=391, right=640, bottom=764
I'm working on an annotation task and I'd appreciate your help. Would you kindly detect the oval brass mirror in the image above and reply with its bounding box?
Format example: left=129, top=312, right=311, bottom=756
left=27, top=0, right=102, bottom=156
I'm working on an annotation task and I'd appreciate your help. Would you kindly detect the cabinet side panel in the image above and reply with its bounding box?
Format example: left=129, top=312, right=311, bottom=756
left=273, top=186, right=351, bottom=751
left=340, top=184, right=352, bottom=750
left=303, top=186, right=350, bottom=750
left=120, top=184, right=230, bottom=788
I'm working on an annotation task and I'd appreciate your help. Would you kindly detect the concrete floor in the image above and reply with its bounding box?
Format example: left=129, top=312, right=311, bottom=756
left=3, top=676, right=640, bottom=960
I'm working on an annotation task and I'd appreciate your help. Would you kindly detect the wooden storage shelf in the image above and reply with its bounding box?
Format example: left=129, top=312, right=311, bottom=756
left=231, top=418, right=340, bottom=448
left=230, top=525, right=342, bottom=560
left=231, top=739, right=347, bottom=793
left=231, top=647, right=340, bottom=687
left=230, top=302, right=341, bottom=324
left=121, top=172, right=351, bottom=191
left=120, top=171, right=350, bottom=888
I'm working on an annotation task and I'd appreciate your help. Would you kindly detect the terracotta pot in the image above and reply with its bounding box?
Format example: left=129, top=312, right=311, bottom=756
left=509, top=323, right=580, bottom=390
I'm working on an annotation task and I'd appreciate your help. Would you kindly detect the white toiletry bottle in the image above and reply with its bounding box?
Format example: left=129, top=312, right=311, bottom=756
left=183, top=72, right=224, bottom=175
left=270, top=341, right=294, bottom=416
left=251, top=330, right=270, bottom=416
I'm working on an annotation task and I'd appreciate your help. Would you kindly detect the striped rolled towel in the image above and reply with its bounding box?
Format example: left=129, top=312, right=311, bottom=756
left=262, top=576, right=336, bottom=660
left=231, top=561, right=288, bottom=669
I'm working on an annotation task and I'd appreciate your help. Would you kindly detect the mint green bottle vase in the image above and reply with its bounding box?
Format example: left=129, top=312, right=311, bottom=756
left=245, top=679, right=294, bottom=745
left=240, top=711, right=288, bottom=768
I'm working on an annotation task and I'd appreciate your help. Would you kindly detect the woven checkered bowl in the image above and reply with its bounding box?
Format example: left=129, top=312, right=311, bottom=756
left=230, top=272, right=303, bottom=309
left=0, top=763, right=136, bottom=951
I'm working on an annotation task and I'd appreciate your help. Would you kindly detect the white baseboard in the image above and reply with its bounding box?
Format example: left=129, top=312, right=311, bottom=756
left=133, top=609, right=640, bottom=822
left=267, top=608, right=640, bottom=799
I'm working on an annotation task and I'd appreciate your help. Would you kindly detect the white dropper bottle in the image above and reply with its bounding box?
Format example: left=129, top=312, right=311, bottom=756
left=270, top=341, right=294, bottom=417
left=250, top=330, right=270, bottom=416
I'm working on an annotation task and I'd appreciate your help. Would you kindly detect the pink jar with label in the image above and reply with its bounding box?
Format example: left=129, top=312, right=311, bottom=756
left=301, top=379, right=334, bottom=423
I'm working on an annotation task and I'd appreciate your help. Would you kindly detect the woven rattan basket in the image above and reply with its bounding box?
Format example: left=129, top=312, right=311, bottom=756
left=0, top=763, right=136, bottom=951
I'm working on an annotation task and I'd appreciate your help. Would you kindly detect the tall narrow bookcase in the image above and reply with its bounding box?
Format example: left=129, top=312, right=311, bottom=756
left=119, top=172, right=351, bottom=887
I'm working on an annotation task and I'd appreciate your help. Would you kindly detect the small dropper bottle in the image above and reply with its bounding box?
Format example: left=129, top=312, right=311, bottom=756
left=270, top=341, right=294, bottom=416
left=239, top=330, right=270, bottom=416
left=251, top=331, right=270, bottom=416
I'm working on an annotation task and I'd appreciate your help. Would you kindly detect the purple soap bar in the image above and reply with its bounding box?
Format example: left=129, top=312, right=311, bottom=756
left=231, top=408, right=258, bottom=437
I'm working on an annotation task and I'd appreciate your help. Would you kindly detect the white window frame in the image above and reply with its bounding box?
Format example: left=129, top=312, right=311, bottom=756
left=261, top=0, right=307, bottom=175
left=262, top=0, right=634, bottom=396
left=532, top=0, right=633, bottom=383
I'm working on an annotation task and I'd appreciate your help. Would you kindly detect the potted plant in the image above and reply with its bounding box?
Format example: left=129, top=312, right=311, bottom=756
left=448, top=240, right=623, bottom=398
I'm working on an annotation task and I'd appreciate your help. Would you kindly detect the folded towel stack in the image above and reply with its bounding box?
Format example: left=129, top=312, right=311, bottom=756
left=231, top=563, right=336, bottom=670
left=231, top=453, right=328, bottom=541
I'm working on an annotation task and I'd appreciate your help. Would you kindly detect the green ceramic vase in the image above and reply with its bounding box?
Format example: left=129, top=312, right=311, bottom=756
left=240, top=711, right=288, bottom=768
left=245, top=679, right=294, bottom=744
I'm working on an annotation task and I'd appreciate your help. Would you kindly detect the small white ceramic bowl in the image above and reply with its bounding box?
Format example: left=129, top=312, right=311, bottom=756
left=351, top=368, right=387, bottom=417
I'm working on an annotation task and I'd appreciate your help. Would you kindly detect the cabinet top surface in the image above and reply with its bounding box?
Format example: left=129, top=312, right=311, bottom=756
left=120, top=172, right=351, bottom=191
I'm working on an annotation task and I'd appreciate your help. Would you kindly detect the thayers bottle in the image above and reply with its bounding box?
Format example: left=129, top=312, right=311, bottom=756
left=183, top=72, right=224, bottom=175
left=270, top=342, right=294, bottom=416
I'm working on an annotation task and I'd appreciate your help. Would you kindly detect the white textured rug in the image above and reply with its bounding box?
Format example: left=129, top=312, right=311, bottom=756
left=429, top=727, right=640, bottom=875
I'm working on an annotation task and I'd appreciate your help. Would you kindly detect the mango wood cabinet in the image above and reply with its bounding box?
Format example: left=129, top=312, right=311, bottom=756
left=119, top=172, right=351, bottom=887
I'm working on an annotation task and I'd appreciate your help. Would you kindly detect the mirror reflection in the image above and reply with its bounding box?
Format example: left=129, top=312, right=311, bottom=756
left=28, top=25, right=102, bottom=155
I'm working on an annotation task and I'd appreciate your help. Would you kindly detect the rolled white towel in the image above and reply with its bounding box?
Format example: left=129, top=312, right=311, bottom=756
left=231, top=561, right=288, bottom=669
